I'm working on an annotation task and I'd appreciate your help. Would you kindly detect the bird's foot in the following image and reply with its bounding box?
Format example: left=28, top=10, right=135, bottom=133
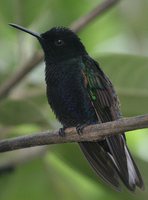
left=76, top=123, right=88, bottom=135
left=76, top=121, right=97, bottom=135
left=59, top=127, right=66, bottom=137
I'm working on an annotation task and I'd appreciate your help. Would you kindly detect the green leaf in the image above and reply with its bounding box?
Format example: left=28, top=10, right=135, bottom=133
left=0, top=159, right=55, bottom=200
left=98, top=54, right=148, bottom=116
left=45, top=153, right=105, bottom=200
left=0, top=98, right=50, bottom=126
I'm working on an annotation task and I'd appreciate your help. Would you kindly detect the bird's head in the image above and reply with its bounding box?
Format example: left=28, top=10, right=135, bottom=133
left=9, top=24, right=87, bottom=63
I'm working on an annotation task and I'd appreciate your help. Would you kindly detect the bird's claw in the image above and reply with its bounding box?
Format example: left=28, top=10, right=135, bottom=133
left=76, top=121, right=97, bottom=135
left=76, top=124, right=87, bottom=135
left=59, top=127, right=66, bottom=137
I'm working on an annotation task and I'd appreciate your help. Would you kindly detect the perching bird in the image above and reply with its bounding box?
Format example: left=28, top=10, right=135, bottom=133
left=9, top=23, right=144, bottom=191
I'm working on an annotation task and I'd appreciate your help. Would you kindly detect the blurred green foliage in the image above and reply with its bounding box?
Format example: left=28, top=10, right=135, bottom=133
left=0, top=0, right=148, bottom=199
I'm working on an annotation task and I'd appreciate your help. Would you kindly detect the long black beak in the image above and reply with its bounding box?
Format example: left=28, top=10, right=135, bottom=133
left=9, top=23, right=41, bottom=40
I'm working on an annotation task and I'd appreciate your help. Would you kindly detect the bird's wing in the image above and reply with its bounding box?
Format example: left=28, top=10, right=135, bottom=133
left=80, top=55, right=144, bottom=191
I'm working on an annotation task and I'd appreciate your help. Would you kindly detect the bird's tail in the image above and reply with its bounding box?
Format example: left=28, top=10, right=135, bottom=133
left=121, top=144, right=144, bottom=190
left=79, top=139, right=144, bottom=191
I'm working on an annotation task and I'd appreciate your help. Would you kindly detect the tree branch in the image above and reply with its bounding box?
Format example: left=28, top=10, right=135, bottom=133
left=0, top=52, right=43, bottom=99
left=0, top=0, right=120, bottom=100
left=0, top=114, right=147, bottom=153
left=70, top=0, right=120, bottom=32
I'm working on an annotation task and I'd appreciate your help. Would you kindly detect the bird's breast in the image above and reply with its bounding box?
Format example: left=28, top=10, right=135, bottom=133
left=45, top=67, right=96, bottom=127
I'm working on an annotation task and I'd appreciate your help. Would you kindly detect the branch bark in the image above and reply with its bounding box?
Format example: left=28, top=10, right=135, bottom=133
left=0, top=0, right=120, bottom=100
left=0, top=114, right=147, bottom=153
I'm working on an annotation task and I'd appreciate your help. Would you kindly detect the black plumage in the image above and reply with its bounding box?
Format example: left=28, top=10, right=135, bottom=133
left=10, top=24, right=144, bottom=191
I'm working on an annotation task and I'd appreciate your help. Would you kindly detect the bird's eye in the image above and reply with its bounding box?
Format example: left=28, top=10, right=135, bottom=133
left=54, top=39, right=64, bottom=46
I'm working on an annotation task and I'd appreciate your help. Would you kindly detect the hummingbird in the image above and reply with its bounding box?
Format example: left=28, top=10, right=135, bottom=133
left=9, top=23, right=144, bottom=191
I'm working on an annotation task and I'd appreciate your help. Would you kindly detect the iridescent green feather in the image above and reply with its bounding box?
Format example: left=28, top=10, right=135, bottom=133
left=83, top=65, right=103, bottom=101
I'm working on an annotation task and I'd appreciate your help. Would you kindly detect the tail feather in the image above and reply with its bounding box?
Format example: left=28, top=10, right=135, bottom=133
left=79, top=142, right=120, bottom=190
left=124, top=145, right=144, bottom=190
left=106, top=135, right=144, bottom=191
left=79, top=137, right=144, bottom=191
